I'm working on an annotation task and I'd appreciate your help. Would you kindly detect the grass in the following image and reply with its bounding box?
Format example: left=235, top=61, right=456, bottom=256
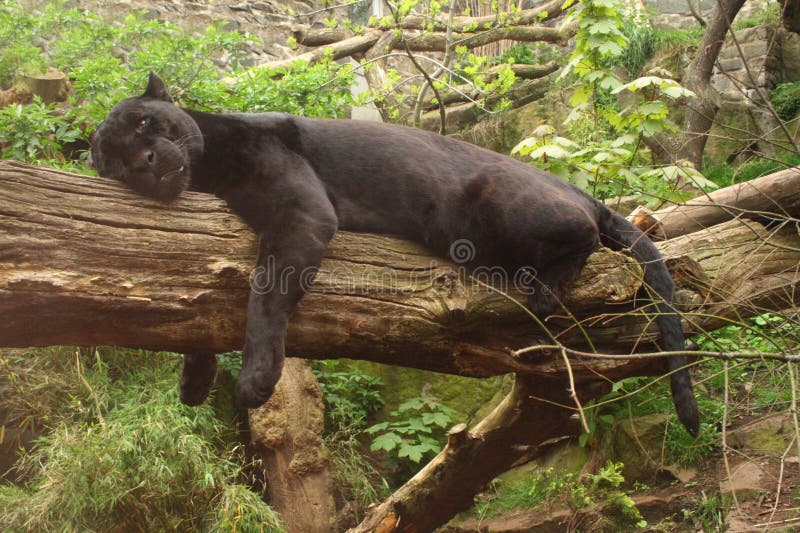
left=0, top=347, right=284, bottom=531
left=703, top=154, right=800, bottom=188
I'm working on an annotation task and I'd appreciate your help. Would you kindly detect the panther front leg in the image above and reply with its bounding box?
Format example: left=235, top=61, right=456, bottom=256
left=235, top=203, right=337, bottom=409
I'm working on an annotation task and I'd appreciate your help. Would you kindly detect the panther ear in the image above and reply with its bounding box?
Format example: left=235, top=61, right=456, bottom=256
left=143, top=72, right=173, bottom=103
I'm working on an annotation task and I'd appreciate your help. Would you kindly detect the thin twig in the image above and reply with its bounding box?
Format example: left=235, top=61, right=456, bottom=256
left=512, top=344, right=800, bottom=364
left=560, top=347, right=590, bottom=433
left=722, top=359, right=742, bottom=515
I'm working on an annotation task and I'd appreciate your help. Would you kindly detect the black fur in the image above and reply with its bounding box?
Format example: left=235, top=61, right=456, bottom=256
left=91, top=73, right=699, bottom=436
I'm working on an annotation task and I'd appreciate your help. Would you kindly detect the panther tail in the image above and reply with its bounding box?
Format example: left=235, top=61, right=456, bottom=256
left=599, top=210, right=700, bottom=437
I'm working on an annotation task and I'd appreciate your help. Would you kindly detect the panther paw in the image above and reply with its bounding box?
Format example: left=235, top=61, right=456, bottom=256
left=235, top=371, right=277, bottom=409
left=179, top=354, right=217, bottom=406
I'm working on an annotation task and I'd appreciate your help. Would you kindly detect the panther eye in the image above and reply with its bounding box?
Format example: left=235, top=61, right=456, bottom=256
left=136, top=117, right=149, bottom=133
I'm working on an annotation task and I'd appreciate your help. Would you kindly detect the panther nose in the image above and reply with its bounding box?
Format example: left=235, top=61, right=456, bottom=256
left=145, top=151, right=155, bottom=166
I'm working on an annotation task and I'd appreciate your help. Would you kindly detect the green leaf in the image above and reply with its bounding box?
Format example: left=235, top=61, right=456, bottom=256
left=365, top=422, right=389, bottom=434
left=661, top=85, right=695, bottom=99
left=370, top=432, right=403, bottom=453
left=422, top=411, right=450, bottom=428
left=531, top=144, right=572, bottom=160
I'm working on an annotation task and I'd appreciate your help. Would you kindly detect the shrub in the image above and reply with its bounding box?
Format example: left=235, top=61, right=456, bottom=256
left=770, top=82, right=800, bottom=121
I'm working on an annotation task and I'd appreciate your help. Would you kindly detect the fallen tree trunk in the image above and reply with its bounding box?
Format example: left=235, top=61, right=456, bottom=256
left=2, top=160, right=800, bottom=378
left=629, top=166, right=800, bottom=240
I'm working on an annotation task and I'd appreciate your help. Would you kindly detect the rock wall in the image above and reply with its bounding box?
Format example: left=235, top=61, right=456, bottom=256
left=50, top=0, right=326, bottom=64
left=642, top=0, right=771, bottom=30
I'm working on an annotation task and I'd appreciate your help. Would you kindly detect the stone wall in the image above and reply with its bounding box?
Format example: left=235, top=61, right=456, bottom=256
left=642, top=0, right=771, bottom=30
left=49, top=0, right=326, bottom=64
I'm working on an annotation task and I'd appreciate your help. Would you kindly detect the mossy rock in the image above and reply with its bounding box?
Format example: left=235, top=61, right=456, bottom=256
left=704, top=101, right=759, bottom=165
left=727, top=413, right=794, bottom=456
left=596, top=414, right=669, bottom=483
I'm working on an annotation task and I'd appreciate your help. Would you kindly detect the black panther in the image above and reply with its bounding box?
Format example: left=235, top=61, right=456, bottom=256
left=91, top=73, right=699, bottom=436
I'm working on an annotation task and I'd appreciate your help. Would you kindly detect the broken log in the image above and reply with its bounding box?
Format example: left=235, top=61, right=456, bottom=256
left=248, top=359, right=335, bottom=533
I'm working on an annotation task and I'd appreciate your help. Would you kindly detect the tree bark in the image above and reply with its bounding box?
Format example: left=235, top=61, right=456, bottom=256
left=629, top=166, right=800, bottom=240
left=2, top=161, right=800, bottom=375
left=264, top=31, right=383, bottom=72
left=248, top=359, right=335, bottom=533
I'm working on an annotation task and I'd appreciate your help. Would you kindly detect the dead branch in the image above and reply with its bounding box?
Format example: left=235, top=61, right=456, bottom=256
left=629, top=166, right=800, bottom=239
left=420, top=62, right=559, bottom=110
left=396, top=0, right=565, bottom=33
left=263, top=26, right=569, bottom=72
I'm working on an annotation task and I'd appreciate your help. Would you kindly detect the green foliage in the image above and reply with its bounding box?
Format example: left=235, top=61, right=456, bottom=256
left=222, top=59, right=358, bottom=117
left=210, top=484, right=286, bottom=533
left=366, top=394, right=456, bottom=484
left=732, top=1, right=782, bottom=30
left=586, top=313, right=799, bottom=467
left=615, top=18, right=704, bottom=76
left=704, top=152, right=800, bottom=187
left=769, top=81, right=800, bottom=121
left=0, top=1, right=357, bottom=170
left=494, top=42, right=565, bottom=66
left=0, top=97, right=81, bottom=162
left=682, top=491, right=726, bottom=532
left=326, top=432, right=391, bottom=515
left=0, top=347, right=282, bottom=531
left=513, top=0, right=714, bottom=204
left=313, top=361, right=385, bottom=433
left=475, top=463, right=646, bottom=529
left=0, top=1, right=47, bottom=87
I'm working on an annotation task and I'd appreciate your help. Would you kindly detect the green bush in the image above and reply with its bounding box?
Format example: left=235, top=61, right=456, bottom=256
left=313, top=361, right=385, bottom=433
left=366, top=395, right=457, bottom=485
left=0, top=1, right=358, bottom=170
left=770, top=82, right=800, bottom=121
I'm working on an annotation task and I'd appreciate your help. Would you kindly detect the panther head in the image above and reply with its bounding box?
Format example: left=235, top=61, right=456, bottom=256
left=90, top=72, right=204, bottom=203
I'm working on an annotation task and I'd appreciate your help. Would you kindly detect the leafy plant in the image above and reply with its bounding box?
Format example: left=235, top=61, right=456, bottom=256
left=366, top=395, right=456, bottom=484
left=475, top=463, right=646, bottom=529
left=513, top=0, right=714, bottom=204
left=0, top=2, right=358, bottom=170
left=313, top=361, right=385, bottom=433
left=770, top=81, right=800, bottom=121
left=0, top=97, right=81, bottom=162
